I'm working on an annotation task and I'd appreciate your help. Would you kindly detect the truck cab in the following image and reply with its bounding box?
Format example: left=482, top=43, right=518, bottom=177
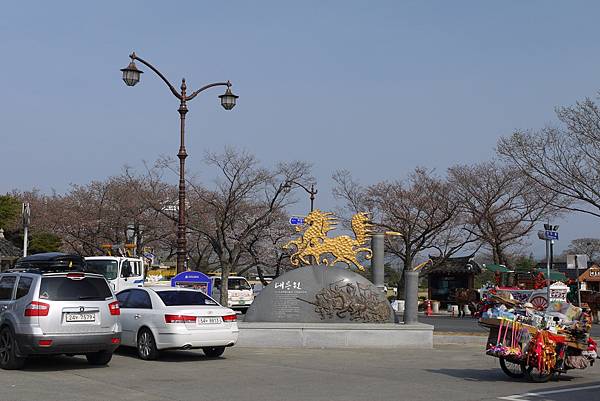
left=84, top=256, right=145, bottom=293
left=210, top=276, right=254, bottom=312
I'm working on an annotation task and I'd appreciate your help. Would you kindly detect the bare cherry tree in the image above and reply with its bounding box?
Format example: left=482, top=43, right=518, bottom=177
left=448, top=161, right=560, bottom=265
left=498, top=92, right=600, bottom=217
left=563, top=238, right=600, bottom=262
left=21, top=174, right=174, bottom=257
left=124, top=166, right=217, bottom=270
left=333, top=168, right=474, bottom=298
left=159, top=148, right=311, bottom=305
left=241, top=210, right=296, bottom=284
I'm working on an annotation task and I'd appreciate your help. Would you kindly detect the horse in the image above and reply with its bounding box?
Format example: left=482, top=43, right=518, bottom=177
left=452, top=288, right=481, bottom=318
left=580, top=291, right=600, bottom=323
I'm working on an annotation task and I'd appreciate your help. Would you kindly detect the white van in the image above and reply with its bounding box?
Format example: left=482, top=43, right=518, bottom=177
left=210, top=276, right=254, bottom=312
left=85, top=256, right=145, bottom=292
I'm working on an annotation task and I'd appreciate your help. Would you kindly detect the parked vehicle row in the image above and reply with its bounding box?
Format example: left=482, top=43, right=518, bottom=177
left=83, top=256, right=255, bottom=313
left=0, top=253, right=239, bottom=370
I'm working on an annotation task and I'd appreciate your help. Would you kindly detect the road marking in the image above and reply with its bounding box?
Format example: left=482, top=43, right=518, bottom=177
left=499, top=384, right=600, bottom=400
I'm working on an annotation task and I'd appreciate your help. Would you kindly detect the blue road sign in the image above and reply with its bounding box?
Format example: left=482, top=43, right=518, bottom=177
left=289, top=216, right=305, bottom=225
left=545, top=230, right=559, bottom=241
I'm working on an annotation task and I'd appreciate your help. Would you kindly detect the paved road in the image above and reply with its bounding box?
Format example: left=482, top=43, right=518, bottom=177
left=417, top=314, right=600, bottom=338
left=498, top=384, right=600, bottom=400
left=2, top=346, right=600, bottom=401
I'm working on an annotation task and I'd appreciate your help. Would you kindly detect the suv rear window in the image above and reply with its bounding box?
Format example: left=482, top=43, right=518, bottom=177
left=156, top=290, right=218, bottom=306
left=39, top=276, right=112, bottom=301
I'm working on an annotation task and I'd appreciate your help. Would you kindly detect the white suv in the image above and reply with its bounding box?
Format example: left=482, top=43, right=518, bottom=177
left=0, top=253, right=122, bottom=369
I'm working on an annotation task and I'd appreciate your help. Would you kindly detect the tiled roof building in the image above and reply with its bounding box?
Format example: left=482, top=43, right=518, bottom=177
left=0, top=228, right=21, bottom=271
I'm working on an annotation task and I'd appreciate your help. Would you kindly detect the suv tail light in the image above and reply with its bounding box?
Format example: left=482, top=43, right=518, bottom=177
left=25, top=301, right=50, bottom=317
left=108, top=301, right=120, bottom=316
left=222, top=314, right=237, bottom=322
left=164, top=314, right=196, bottom=323
left=66, top=273, right=85, bottom=280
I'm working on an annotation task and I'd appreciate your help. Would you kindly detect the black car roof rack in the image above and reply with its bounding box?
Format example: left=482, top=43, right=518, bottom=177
left=11, top=252, right=88, bottom=274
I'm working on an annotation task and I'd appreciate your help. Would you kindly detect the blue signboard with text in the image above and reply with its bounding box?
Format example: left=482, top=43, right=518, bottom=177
left=545, top=230, right=559, bottom=241
left=170, top=271, right=212, bottom=295
left=289, top=216, right=305, bottom=225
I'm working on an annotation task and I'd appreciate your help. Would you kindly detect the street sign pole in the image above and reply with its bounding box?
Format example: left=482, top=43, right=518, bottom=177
left=576, top=255, right=581, bottom=307
left=539, top=225, right=559, bottom=308
left=567, top=254, right=584, bottom=306
left=22, top=202, right=30, bottom=257
left=546, top=239, right=551, bottom=305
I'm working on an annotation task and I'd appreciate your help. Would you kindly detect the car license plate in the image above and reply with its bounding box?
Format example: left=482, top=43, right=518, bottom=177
left=239, top=300, right=245, bottom=305
left=197, top=317, right=222, bottom=324
left=66, top=312, right=95, bottom=322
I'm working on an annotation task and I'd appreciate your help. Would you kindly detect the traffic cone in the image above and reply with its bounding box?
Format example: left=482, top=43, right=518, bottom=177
left=426, top=299, right=432, bottom=317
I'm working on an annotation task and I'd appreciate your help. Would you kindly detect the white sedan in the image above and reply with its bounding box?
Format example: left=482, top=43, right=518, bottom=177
left=115, top=287, right=239, bottom=360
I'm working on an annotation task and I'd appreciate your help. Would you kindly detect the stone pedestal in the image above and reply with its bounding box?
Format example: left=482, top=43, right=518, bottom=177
left=403, top=271, right=419, bottom=324
left=371, top=233, right=385, bottom=290
left=242, top=265, right=434, bottom=348
left=245, top=265, right=394, bottom=324
left=237, top=322, right=434, bottom=349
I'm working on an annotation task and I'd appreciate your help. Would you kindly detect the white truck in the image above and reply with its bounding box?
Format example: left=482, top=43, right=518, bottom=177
left=84, top=256, right=145, bottom=292
left=210, top=275, right=254, bottom=312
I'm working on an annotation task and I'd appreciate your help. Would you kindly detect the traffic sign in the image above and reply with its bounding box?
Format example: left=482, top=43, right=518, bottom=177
left=289, top=216, right=305, bottom=225
left=544, top=230, right=559, bottom=241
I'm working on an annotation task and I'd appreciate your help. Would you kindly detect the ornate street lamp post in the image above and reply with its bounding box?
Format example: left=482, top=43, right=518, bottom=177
left=284, top=181, right=317, bottom=212
left=121, top=52, right=238, bottom=273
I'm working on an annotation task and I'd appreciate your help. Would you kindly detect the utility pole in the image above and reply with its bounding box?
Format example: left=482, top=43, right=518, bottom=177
left=22, top=202, right=30, bottom=257
left=538, top=223, right=559, bottom=308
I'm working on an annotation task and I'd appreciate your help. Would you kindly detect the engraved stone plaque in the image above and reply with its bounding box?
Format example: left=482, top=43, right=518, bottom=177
left=245, top=265, right=394, bottom=323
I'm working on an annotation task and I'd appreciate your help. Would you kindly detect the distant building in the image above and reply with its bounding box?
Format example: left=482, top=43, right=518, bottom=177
left=577, top=264, right=600, bottom=292
left=0, top=228, right=21, bottom=271
left=535, top=261, right=594, bottom=281
left=421, top=254, right=481, bottom=304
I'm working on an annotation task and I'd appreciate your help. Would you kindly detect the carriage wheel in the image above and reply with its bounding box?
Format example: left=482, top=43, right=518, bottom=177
left=525, top=365, right=554, bottom=383
left=530, top=295, right=548, bottom=311
left=499, top=357, right=526, bottom=378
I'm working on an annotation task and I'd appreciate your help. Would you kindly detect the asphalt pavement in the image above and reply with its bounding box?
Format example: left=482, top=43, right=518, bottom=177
left=2, top=346, right=600, bottom=401
left=417, top=314, right=600, bottom=338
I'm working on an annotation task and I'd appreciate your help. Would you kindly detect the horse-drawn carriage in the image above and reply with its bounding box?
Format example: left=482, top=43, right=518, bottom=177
left=449, top=282, right=570, bottom=318
left=480, top=282, right=570, bottom=311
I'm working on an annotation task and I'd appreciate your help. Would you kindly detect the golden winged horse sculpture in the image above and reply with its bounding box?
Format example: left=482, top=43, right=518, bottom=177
left=283, top=210, right=373, bottom=271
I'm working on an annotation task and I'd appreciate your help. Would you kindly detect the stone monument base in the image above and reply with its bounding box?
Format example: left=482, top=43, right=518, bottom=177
left=236, top=322, right=433, bottom=349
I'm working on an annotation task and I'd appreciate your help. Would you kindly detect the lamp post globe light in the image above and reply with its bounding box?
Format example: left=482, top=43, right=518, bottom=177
left=121, top=52, right=238, bottom=273
left=120, top=60, right=143, bottom=86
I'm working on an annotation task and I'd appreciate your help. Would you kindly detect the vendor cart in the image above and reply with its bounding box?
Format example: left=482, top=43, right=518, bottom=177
left=480, top=317, right=595, bottom=382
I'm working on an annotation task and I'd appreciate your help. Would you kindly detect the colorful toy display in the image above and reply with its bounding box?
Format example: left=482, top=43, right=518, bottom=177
left=479, top=295, right=597, bottom=382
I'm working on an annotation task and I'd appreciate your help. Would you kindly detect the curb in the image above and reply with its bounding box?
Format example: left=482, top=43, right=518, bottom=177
left=433, top=333, right=487, bottom=346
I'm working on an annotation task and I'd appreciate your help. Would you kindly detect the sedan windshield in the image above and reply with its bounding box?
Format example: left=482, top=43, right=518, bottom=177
left=85, top=259, right=119, bottom=281
left=157, top=290, right=218, bottom=306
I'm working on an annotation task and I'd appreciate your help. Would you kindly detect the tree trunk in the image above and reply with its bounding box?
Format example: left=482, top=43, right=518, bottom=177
left=219, top=260, right=231, bottom=306
left=494, top=244, right=507, bottom=265
left=397, top=256, right=412, bottom=301
left=256, top=266, right=269, bottom=286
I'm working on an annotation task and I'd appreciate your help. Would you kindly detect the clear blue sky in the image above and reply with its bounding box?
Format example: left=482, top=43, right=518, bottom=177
left=1, top=1, right=599, bottom=256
